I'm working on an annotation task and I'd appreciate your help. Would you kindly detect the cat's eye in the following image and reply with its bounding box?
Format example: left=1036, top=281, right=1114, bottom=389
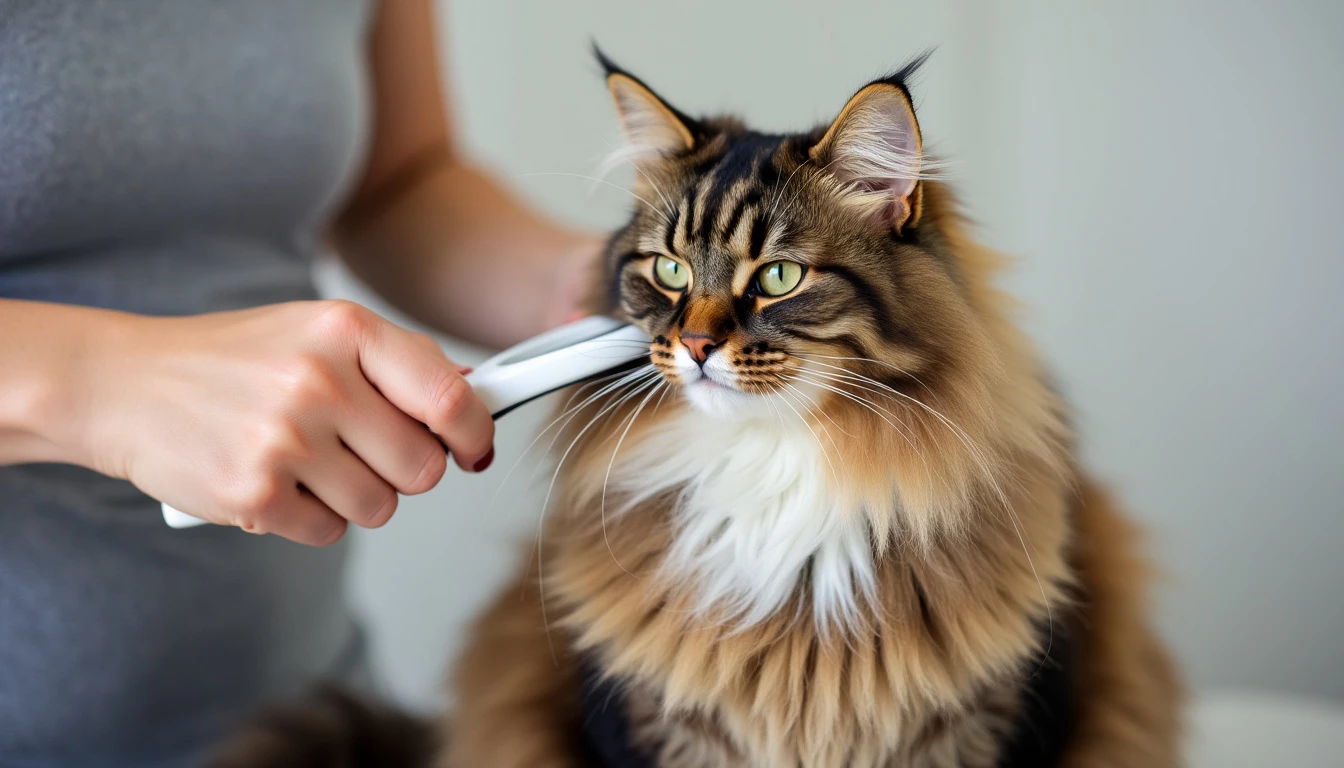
left=756, top=261, right=805, bottom=297
left=653, top=255, right=691, bottom=291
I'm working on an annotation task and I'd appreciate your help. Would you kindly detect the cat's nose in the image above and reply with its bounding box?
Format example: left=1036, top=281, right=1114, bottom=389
left=680, top=333, right=723, bottom=366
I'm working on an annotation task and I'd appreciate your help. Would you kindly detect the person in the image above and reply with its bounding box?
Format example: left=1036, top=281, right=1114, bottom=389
left=0, top=1, right=598, bottom=765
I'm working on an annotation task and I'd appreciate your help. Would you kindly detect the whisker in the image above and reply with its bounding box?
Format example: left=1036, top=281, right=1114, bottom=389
left=789, top=371, right=939, bottom=492
left=780, top=382, right=843, bottom=454
left=796, top=362, right=985, bottom=461
left=765, top=390, right=787, bottom=432
left=511, top=367, right=659, bottom=504
left=794, top=352, right=937, bottom=400
left=775, top=155, right=842, bottom=223
left=513, top=171, right=671, bottom=224
left=511, top=370, right=650, bottom=599
left=794, top=363, right=1052, bottom=637
left=769, top=157, right=813, bottom=221
left=773, top=383, right=840, bottom=484
left=790, top=370, right=919, bottom=447
left=533, top=372, right=664, bottom=657
left=599, top=379, right=667, bottom=574
left=783, top=380, right=858, bottom=438
left=513, top=366, right=658, bottom=656
left=617, top=156, right=676, bottom=221
left=488, top=366, right=653, bottom=516
left=593, top=142, right=678, bottom=220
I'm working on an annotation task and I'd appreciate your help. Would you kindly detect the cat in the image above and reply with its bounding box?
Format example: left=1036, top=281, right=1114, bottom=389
left=442, top=49, right=1183, bottom=768
left=208, top=50, right=1183, bottom=768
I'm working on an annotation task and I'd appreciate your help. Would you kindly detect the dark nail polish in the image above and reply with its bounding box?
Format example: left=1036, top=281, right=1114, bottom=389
left=473, top=447, right=495, bottom=472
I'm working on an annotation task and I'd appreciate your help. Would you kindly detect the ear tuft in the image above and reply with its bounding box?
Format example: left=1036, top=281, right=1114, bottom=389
left=812, top=53, right=932, bottom=232
left=592, top=41, right=624, bottom=80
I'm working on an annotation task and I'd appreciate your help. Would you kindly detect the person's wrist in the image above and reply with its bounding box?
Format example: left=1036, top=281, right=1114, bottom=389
left=36, top=309, right=143, bottom=475
left=0, top=355, right=66, bottom=465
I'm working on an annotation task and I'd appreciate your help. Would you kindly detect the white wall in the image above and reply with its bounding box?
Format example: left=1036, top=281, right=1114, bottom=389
left=328, top=0, right=1344, bottom=712
left=966, top=0, right=1344, bottom=701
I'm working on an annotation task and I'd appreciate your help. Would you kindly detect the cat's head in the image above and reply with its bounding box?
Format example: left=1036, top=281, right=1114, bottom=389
left=594, top=50, right=979, bottom=420
left=586, top=51, right=1066, bottom=526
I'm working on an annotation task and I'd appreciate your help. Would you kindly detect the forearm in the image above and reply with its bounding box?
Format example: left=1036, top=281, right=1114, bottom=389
left=333, top=159, right=599, bottom=350
left=0, top=299, right=117, bottom=467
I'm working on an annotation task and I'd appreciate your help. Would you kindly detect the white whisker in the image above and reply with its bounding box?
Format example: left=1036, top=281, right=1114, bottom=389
left=518, top=367, right=660, bottom=496
left=488, top=366, right=652, bottom=516
left=533, top=372, right=665, bottom=654
left=773, top=383, right=840, bottom=485
left=795, top=352, right=937, bottom=400
left=768, top=157, right=812, bottom=221
left=599, top=379, right=667, bottom=574
left=793, top=361, right=1053, bottom=634
left=513, top=171, right=670, bottom=224
left=789, top=371, right=940, bottom=497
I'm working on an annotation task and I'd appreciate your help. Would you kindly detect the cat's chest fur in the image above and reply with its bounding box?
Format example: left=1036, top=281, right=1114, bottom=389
left=604, top=409, right=880, bottom=627
left=552, top=403, right=1069, bottom=768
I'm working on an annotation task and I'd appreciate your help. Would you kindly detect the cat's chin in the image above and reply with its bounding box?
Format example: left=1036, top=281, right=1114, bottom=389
left=680, top=378, right=775, bottom=420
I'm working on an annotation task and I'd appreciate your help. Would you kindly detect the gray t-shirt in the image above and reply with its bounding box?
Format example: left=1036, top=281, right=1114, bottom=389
left=0, top=2, right=375, bottom=765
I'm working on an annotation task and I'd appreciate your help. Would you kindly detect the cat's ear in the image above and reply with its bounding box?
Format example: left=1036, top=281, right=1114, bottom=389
left=811, top=56, right=929, bottom=233
left=596, top=46, right=697, bottom=164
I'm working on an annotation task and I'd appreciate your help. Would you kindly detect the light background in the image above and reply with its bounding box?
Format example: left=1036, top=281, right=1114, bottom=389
left=319, top=0, right=1344, bottom=712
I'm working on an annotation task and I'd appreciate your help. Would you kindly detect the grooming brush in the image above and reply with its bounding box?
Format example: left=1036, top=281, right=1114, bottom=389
left=160, top=315, right=651, bottom=528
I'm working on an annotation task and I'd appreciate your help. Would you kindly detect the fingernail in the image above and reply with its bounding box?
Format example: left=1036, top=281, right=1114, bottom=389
left=472, top=447, right=495, bottom=472
left=458, top=366, right=474, bottom=376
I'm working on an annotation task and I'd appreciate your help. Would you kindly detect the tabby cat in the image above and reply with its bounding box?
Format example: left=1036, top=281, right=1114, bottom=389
left=446, top=51, right=1182, bottom=768
left=210, top=50, right=1183, bottom=768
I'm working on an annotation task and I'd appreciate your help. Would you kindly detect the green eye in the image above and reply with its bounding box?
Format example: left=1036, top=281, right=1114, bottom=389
left=653, top=255, right=691, bottom=290
left=756, top=261, right=804, bottom=297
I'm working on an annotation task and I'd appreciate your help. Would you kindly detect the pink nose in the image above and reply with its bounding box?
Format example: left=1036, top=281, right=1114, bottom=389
left=680, top=333, right=722, bottom=365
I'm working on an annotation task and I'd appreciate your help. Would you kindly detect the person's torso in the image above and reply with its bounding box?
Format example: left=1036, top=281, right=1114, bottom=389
left=0, top=1, right=375, bottom=764
left=0, top=0, right=371, bottom=314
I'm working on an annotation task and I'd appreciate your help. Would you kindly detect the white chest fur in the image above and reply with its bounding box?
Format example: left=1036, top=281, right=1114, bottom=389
left=609, top=409, right=878, bottom=627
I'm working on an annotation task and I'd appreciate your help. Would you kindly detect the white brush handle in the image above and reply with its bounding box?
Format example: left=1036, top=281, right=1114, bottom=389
left=162, top=503, right=209, bottom=529
left=160, top=317, right=649, bottom=528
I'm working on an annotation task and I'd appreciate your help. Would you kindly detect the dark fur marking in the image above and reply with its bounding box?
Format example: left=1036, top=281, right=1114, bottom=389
left=814, top=264, right=899, bottom=340
left=782, top=327, right=871, bottom=358
left=607, top=249, right=644, bottom=313
left=678, top=187, right=697, bottom=250
left=721, top=189, right=761, bottom=245
left=663, top=206, right=681, bottom=254
left=671, top=293, right=690, bottom=328
left=698, top=138, right=775, bottom=245
left=911, top=571, right=946, bottom=653
left=732, top=294, right=755, bottom=326
left=748, top=215, right=770, bottom=261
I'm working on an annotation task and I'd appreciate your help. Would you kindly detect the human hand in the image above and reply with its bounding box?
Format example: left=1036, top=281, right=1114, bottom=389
left=70, top=301, right=493, bottom=545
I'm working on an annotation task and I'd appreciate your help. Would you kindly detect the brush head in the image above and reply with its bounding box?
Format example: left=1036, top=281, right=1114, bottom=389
left=466, top=316, right=651, bottom=418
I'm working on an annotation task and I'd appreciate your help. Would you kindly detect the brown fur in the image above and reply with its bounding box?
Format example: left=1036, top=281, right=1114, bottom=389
left=204, top=686, right=436, bottom=768
left=445, top=180, right=1183, bottom=766
left=1058, top=481, right=1184, bottom=768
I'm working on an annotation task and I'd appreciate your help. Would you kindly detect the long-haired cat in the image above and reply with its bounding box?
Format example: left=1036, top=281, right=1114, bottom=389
left=209, top=51, right=1183, bottom=768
